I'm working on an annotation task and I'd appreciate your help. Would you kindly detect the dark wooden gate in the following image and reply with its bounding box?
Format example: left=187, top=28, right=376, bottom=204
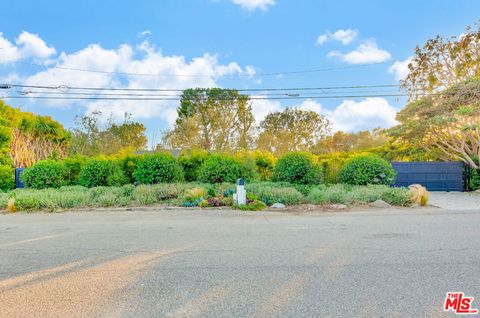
left=391, top=162, right=464, bottom=191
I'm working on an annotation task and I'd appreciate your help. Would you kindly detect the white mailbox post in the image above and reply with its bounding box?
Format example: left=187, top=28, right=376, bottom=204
left=233, top=178, right=246, bottom=205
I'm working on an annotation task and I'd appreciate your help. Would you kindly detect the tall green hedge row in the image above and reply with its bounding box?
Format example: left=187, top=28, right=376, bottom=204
left=16, top=151, right=400, bottom=190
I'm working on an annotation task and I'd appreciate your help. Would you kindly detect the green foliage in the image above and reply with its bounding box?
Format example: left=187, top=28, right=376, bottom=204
left=132, top=183, right=184, bottom=205
left=314, top=129, right=388, bottom=154
left=253, top=150, right=276, bottom=181
left=182, top=186, right=208, bottom=202
left=197, top=154, right=241, bottom=183
left=471, top=169, right=480, bottom=191
left=1, top=100, right=70, bottom=168
left=69, top=111, right=147, bottom=156
left=235, top=152, right=259, bottom=182
left=379, top=187, right=412, bottom=206
left=340, top=154, right=396, bottom=185
left=0, top=182, right=413, bottom=212
left=401, top=23, right=480, bottom=98
left=272, top=152, right=321, bottom=184
left=238, top=200, right=267, bottom=211
left=61, top=155, right=87, bottom=185
left=133, top=153, right=184, bottom=184
left=21, top=160, right=67, bottom=189
left=9, top=187, right=90, bottom=211
left=79, top=159, right=127, bottom=188
left=257, top=108, right=331, bottom=156
left=0, top=165, right=15, bottom=191
left=119, top=154, right=142, bottom=184
left=391, top=77, right=480, bottom=169
left=317, top=152, right=353, bottom=184
left=246, top=182, right=304, bottom=205
left=163, top=88, right=255, bottom=152
left=307, top=184, right=411, bottom=206
left=178, top=149, right=210, bottom=182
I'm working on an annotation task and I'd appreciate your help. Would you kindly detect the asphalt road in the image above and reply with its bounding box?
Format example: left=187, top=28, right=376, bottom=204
left=0, top=207, right=479, bottom=317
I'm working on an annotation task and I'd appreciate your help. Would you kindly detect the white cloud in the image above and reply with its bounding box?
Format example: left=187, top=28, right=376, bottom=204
left=250, top=97, right=281, bottom=123
left=23, top=41, right=255, bottom=125
left=316, top=34, right=329, bottom=45
left=255, top=97, right=397, bottom=132
left=0, top=31, right=56, bottom=64
left=328, top=39, right=391, bottom=64
left=316, top=29, right=358, bottom=46
left=388, top=58, right=412, bottom=80
left=327, top=98, right=398, bottom=132
left=230, top=0, right=275, bottom=11
left=331, top=29, right=358, bottom=45
left=138, top=30, right=152, bottom=37
left=297, top=99, right=324, bottom=113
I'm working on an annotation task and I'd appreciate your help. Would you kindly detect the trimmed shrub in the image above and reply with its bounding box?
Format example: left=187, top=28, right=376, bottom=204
left=179, top=149, right=210, bottom=182
left=0, top=165, right=14, bottom=191
left=133, top=153, right=184, bottom=184
left=246, top=182, right=304, bottom=205
left=272, top=152, right=322, bottom=184
left=62, top=155, right=87, bottom=185
left=119, top=154, right=142, bottom=184
left=21, top=160, right=67, bottom=189
left=197, top=154, right=241, bottom=183
left=340, top=154, right=396, bottom=185
left=79, top=159, right=127, bottom=188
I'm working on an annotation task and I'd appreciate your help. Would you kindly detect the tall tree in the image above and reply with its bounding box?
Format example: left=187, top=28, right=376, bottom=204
left=0, top=100, right=70, bottom=167
left=390, top=77, right=480, bottom=169
left=314, top=129, right=388, bottom=154
left=69, top=111, right=147, bottom=156
left=402, top=23, right=480, bottom=99
left=257, top=108, right=331, bottom=156
left=162, top=88, right=255, bottom=151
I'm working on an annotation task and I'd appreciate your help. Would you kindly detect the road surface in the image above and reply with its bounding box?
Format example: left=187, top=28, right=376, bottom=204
left=1, top=207, right=479, bottom=317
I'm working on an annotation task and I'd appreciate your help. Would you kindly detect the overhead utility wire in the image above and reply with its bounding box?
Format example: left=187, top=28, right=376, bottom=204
left=2, top=83, right=414, bottom=92
left=15, top=89, right=415, bottom=97
left=2, top=93, right=436, bottom=101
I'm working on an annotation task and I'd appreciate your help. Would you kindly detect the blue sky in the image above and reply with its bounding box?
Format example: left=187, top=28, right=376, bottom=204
left=0, top=0, right=479, bottom=146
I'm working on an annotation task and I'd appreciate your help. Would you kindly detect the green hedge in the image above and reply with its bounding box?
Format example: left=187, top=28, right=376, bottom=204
left=339, top=154, right=396, bottom=185
left=0, top=165, right=14, bottom=191
left=197, top=154, right=241, bottom=183
left=178, top=150, right=210, bottom=182
left=21, top=160, right=67, bottom=189
left=62, top=155, right=87, bottom=185
left=133, top=153, right=184, bottom=184
left=272, top=152, right=321, bottom=184
left=79, top=159, right=127, bottom=188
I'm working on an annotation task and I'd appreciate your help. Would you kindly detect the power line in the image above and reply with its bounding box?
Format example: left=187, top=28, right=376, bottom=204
left=2, top=83, right=411, bottom=93
left=14, top=88, right=410, bottom=98
left=2, top=93, right=432, bottom=101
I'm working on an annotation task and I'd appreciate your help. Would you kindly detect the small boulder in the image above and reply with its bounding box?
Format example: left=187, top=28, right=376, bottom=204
left=370, top=199, right=391, bottom=208
left=270, top=203, right=286, bottom=209
left=330, top=204, right=347, bottom=210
